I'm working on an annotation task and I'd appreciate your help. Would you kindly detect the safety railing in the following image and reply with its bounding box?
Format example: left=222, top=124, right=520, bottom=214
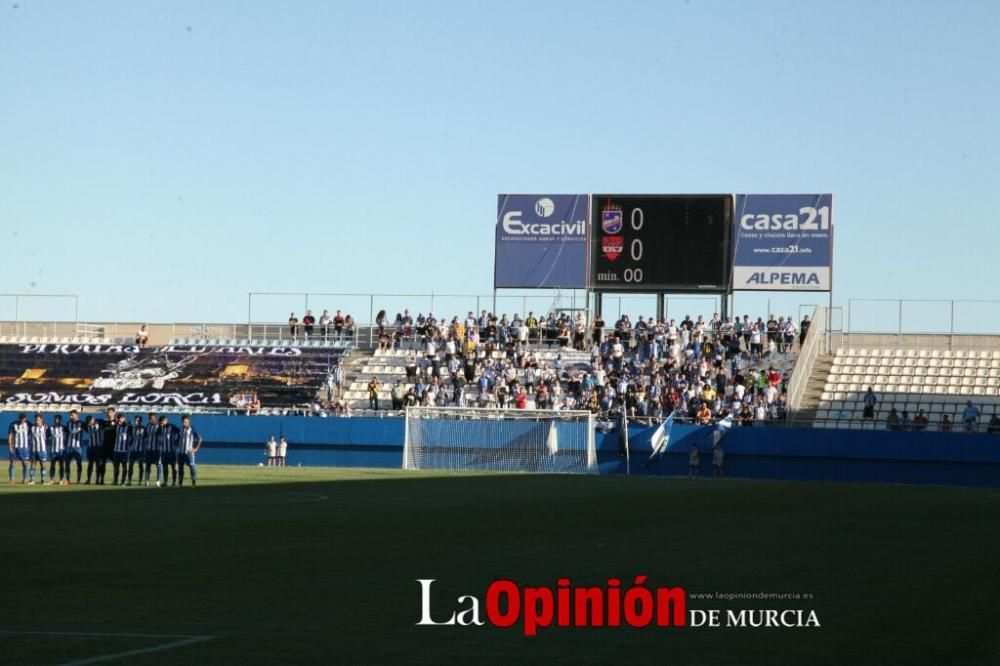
left=785, top=306, right=825, bottom=417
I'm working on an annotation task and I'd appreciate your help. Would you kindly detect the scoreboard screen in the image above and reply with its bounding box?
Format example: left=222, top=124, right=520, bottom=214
left=589, top=194, right=733, bottom=292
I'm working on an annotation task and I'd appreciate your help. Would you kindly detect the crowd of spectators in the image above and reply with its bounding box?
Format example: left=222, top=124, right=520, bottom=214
left=348, top=309, right=807, bottom=426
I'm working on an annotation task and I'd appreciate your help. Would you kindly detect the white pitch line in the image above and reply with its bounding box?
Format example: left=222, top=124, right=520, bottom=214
left=0, top=630, right=215, bottom=665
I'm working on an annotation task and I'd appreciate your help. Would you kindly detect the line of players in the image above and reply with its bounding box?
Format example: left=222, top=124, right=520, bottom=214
left=7, top=407, right=203, bottom=487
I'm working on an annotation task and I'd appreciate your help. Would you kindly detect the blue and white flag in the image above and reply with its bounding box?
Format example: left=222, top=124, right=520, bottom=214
left=546, top=421, right=558, bottom=456
left=716, top=414, right=734, bottom=432
left=712, top=414, right=734, bottom=446
left=649, top=413, right=675, bottom=459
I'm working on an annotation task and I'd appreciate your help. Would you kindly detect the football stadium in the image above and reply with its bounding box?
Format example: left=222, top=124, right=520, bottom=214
left=2, top=2, right=999, bottom=665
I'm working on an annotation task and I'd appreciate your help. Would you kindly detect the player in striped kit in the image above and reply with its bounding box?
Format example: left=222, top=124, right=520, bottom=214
left=111, top=413, right=131, bottom=486
left=85, top=415, right=104, bottom=484
left=143, top=412, right=160, bottom=487
left=48, top=414, right=68, bottom=485
left=126, top=415, right=146, bottom=486
left=156, top=415, right=178, bottom=488
left=7, top=412, right=30, bottom=484
left=29, top=413, right=50, bottom=485
left=177, top=415, right=202, bottom=487
left=65, top=410, right=85, bottom=484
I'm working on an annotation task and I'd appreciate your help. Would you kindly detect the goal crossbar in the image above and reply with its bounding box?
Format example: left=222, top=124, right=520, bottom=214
left=403, top=407, right=597, bottom=474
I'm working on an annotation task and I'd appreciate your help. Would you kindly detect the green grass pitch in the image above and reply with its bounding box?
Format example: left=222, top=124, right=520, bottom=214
left=1, top=466, right=998, bottom=665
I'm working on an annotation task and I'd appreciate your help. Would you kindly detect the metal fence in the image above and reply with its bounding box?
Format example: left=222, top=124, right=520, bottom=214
left=847, top=299, right=1000, bottom=335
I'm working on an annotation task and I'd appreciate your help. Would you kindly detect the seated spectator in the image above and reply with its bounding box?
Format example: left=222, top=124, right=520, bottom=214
left=913, top=409, right=929, bottom=431
left=333, top=310, right=345, bottom=337
left=288, top=313, right=299, bottom=338
left=940, top=414, right=953, bottom=432
left=135, top=324, right=149, bottom=347
left=302, top=310, right=316, bottom=338
left=987, top=413, right=1000, bottom=435
left=886, top=407, right=900, bottom=431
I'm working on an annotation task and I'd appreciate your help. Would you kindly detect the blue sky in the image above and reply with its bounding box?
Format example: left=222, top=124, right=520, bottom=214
left=1, top=0, right=998, bottom=331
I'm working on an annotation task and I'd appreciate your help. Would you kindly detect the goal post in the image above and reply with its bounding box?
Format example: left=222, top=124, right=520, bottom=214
left=403, top=407, right=597, bottom=474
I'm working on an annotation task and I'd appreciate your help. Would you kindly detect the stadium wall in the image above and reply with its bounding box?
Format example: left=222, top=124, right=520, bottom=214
left=23, top=413, right=1000, bottom=487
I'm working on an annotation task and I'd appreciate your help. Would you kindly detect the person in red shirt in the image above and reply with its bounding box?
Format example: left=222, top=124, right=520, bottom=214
left=302, top=310, right=316, bottom=338
left=515, top=388, right=528, bottom=409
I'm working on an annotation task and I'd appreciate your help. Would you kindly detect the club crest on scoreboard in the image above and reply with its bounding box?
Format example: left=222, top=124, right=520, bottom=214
left=601, top=208, right=623, bottom=234
left=601, top=235, right=624, bottom=261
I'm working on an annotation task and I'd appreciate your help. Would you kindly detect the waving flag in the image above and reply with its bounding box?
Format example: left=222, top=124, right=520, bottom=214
left=712, top=414, right=734, bottom=446
left=649, top=413, right=675, bottom=460
left=546, top=421, right=558, bottom=456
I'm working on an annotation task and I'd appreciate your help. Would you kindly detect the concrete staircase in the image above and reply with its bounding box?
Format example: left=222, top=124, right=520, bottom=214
left=792, top=354, right=834, bottom=422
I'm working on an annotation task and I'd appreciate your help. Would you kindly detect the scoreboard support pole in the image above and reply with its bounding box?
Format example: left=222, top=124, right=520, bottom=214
left=594, top=291, right=603, bottom=320
left=656, top=294, right=666, bottom=322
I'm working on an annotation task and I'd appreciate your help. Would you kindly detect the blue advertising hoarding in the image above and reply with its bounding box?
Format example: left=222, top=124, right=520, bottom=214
left=494, top=194, right=589, bottom=289
left=732, top=194, right=834, bottom=291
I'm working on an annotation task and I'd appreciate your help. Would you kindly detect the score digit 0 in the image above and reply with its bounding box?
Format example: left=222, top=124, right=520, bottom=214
left=631, top=207, right=644, bottom=230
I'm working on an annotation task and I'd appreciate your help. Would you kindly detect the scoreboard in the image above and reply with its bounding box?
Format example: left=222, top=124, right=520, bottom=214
left=589, top=195, right=733, bottom=292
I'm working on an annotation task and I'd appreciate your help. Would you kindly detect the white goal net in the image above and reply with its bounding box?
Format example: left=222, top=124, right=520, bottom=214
left=403, top=407, right=597, bottom=474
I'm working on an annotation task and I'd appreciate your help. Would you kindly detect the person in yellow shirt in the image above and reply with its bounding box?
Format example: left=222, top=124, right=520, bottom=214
left=367, top=377, right=381, bottom=410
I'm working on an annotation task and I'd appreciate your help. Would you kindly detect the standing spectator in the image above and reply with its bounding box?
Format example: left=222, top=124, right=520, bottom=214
left=266, top=436, right=277, bottom=466
left=591, top=313, right=605, bottom=349
left=712, top=442, right=725, bottom=478
left=688, top=444, right=700, bottom=479
left=367, top=377, right=381, bottom=410
left=135, top=324, right=149, bottom=347
left=278, top=437, right=288, bottom=466
left=391, top=381, right=405, bottom=411
left=799, top=315, right=811, bottom=347
left=962, top=401, right=981, bottom=432
left=302, top=310, right=316, bottom=338
left=862, top=387, right=877, bottom=420
left=288, top=313, right=299, bottom=338
left=319, top=310, right=332, bottom=339
left=333, top=362, right=345, bottom=398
